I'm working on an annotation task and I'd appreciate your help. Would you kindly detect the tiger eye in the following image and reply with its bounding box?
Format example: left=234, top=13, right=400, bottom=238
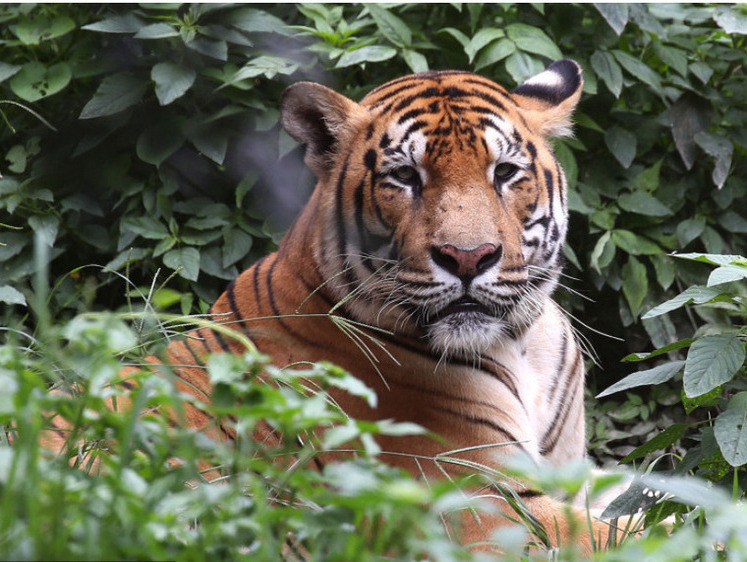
left=392, top=165, right=418, bottom=183
left=494, top=162, right=519, bottom=183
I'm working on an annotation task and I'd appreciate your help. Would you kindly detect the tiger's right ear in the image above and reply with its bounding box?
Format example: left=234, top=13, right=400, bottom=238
left=280, top=82, right=369, bottom=181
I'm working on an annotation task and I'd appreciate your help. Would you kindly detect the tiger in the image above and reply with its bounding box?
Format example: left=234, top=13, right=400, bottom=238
left=49, top=59, right=616, bottom=553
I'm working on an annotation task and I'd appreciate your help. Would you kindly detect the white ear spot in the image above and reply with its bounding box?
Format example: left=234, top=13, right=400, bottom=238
left=522, top=69, right=564, bottom=90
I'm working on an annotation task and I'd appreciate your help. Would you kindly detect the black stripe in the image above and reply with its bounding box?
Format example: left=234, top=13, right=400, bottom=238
left=225, top=279, right=252, bottom=335
left=435, top=406, right=527, bottom=454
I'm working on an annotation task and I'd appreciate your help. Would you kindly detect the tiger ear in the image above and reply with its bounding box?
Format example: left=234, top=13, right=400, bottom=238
left=511, top=59, right=584, bottom=138
left=280, top=82, right=369, bottom=180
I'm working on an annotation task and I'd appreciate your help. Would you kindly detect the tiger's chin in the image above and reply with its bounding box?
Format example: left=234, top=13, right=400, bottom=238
left=427, top=313, right=508, bottom=358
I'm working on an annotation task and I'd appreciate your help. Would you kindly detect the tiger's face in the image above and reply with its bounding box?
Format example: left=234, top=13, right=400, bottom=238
left=281, top=61, right=583, bottom=357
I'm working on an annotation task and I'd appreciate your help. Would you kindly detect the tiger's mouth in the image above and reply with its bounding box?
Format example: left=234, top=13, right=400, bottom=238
left=430, top=296, right=494, bottom=323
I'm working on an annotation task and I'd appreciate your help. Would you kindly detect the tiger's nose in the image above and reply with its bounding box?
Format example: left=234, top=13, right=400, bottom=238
left=431, top=243, right=502, bottom=279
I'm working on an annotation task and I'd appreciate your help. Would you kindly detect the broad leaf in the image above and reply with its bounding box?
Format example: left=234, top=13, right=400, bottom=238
left=152, top=62, right=196, bottom=106
left=597, top=360, right=684, bottom=398
left=591, top=50, right=623, bottom=98
left=619, top=423, right=689, bottom=463
left=0, top=285, right=27, bottom=306
left=683, top=335, right=745, bottom=398
left=474, top=39, right=516, bottom=72
left=670, top=94, right=711, bottom=170
left=136, top=122, right=185, bottom=166
left=401, top=49, right=428, bottom=74
left=694, top=132, right=734, bottom=189
left=0, top=62, right=22, bottom=84
left=80, top=73, right=147, bottom=119
left=611, top=229, right=661, bottom=255
left=15, top=14, right=75, bottom=44
left=613, top=50, right=663, bottom=93
left=604, top=126, right=636, bottom=168
left=82, top=13, right=145, bottom=33
left=504, top=51, right=543, bottom=85
left=642, top=285, right=723, bottom=319
left=10, top=62, right=72, bottom=102
left=163, top=247, right=200, bottom=281
left=708, top=264, right=747, bottom=286
left=465, top=28, right=505, bottom=63
left=594, top=3, right=628, bottom=35
left=714, top=6, right=747, bottom=34
left=622, top=255, right=647, bottom=317
left=505, top=23, right=563, bottom=60
left=336, top=46, right=397, bottom=68
left=714, top=393, right=747, bottom=467
left=618, top=191, right=671, bottom=216
left=367, top=5, right=411, bottom=47
left=676, top=217, right=706, bottom=248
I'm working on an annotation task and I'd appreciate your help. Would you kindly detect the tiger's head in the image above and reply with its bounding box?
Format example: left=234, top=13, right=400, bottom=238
left=281, top=60, right=583, bottom=357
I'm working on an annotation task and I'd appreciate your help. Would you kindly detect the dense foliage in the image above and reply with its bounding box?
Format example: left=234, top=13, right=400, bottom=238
left=1, top=3, right=746, bottom=559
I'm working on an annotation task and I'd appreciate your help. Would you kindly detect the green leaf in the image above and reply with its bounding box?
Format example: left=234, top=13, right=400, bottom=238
left=401, top=49, right=428, bottom=74
left=590, top=231, right=615, bottom=272
left=437, top=27, right=470, bottom=51
left=183, top=122, right=228, bottom=165
left=122, top=216, right=169, bottom=240
left=367, top=5, right=411, bottom=47
left=604, top=126, right=636, bottom=168
left=465, top=28, right=505, bottom=62
left=5, top=145, right=26, bottom=174
left=136, top=122, right=184, bottom=166
left=618, top=191, right=671, bottom=217
left=632, top=159, right=662, bottom=192
left=650, top=254, right=676, bottom=290
left=505, top=23, right=563, bottom=60
left=151, top=63, right=196, bottom=106
left=682, top=384, right=722, bottom=414
left=594, top=3, right=628, bottom=35
left=82, top=13, right=145, bottom=33
left=597, top=360, right=684, bottom=398
left=694, top=132, right=734, bottom=189
left=611, top=230, right=661, bottom=255
left=714, top=393, right=747, bottom=467
left=641, top=285, right=723, bottom=318
left=683, top=335, right=745, bottom=398
left=474, top=38, right=516, bottom=72
left=222, top=228, right=253, bottom=268
left=80, top=73, right=148, bottom=119
left=622, top=339, right=694, bottom=362
left=612, top=50, right=663, bottom=93
left=689, top=62, right=714, bottom=85
left=336, top=46, right=397, bottom=68
left=15, top=14, right=75, bottom=44
left=591, top=51, right=623, bottom=98
left=504, top=51, right=543, bottom=85
left=653, top=42, right=688, bottom=77
left=163, top=247, right=200, bottom=281
left=676, top=217, right=706, bottom=248
left=674, top=253, right=746, bottom=267
left=133, top=23, right=179, bottom=39
left=9, top=62, right=72, bottom=102
left=224, top=8, right=290, bottom=35
left=0, top=62, right=22, bottom=84
left=670, top=92, right=712, bottom=171
left=622, top=255, right=648, bottom=317
left=619, top=424, right=688, bottom=464
left=0, top=285, right=26, bottom=306
left=708, top=264, right=747, bottom=286
left=714, top=6, right=747, bottom=34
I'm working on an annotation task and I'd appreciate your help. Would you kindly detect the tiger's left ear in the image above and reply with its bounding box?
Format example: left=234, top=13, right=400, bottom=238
left=511, top=59, right=583, bottom=138
left=280, top=82, right=369, bottom=181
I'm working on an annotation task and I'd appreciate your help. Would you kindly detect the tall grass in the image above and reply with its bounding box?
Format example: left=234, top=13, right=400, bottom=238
left=0, top=260, right=743, bottom=560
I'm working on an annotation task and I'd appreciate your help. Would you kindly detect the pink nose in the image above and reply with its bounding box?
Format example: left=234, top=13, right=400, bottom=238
left=432, top=243, right=501, bottom=278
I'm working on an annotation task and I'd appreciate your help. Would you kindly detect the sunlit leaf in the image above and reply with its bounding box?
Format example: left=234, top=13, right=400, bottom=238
left=683, top=335, right=745, bottom=397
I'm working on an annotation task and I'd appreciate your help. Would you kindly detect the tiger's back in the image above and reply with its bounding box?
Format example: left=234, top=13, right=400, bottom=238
left=53, top=60, right=612, bottom=552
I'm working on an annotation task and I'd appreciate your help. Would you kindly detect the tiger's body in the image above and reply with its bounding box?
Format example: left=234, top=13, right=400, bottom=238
left=53, top=60, right=613, bottom=551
